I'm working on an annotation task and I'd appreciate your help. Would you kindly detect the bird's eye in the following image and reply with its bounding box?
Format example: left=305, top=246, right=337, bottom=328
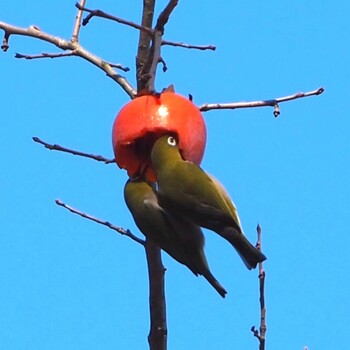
left=167, top=136, right=177, bottom=147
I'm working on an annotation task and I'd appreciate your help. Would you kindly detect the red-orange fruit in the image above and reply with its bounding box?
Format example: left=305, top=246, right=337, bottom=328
left=112, top=91, right=207, bottom=181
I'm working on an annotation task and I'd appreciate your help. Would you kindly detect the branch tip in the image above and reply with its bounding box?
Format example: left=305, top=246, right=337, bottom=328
left=316, top=87, right=325, bottom=95
left=256, top=224, right=261, bottom=234
left=273, top=104, right=280, bottom=117
left=55, top=198, right=145, bottom=245
left=162, top=40, right=216, bottom=51
left=199, top=87, right=324, bottom=114
left=1, top=31, right=10, bottom=52
left=33, top=136, right=115, bottom=163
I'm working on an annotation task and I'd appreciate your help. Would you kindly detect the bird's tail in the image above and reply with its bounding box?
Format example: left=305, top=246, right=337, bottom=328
left=202, top=270, right=227, bottom=298
left=220, top=227, right=267, bottom=270
left=189, top=249, right=227, bottom=298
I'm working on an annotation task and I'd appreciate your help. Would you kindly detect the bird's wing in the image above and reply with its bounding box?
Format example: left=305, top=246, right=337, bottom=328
left=143, top=192, right=200, bottom=275
left=170, top=161, right=239, bottom=228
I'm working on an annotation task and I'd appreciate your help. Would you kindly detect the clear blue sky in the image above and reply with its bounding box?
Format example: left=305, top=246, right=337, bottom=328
left=1, top=1, right=349, bottom=349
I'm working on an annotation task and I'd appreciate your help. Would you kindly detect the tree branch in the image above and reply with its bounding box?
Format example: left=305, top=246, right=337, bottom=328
left=32, top=137, right=115, bottom=164
left=136, top=0, right=156, bottom=92
left=251, top=224, right=267, bottom=350
left=155, top=0, right=178, bottom=31
left=74, top=1, right=212, bottom=91
left=145, top=239, right=167, bottom=350
left=72, top=0, right=87, bottom=42
left=161, top=40, right=216, bottom=51
left=199, top=87, right=324, bottom=116
left=76, top=3, right=153, bottom=35
left=143, top=0, right=178, bottom=93
left=0, top=21, right=136, bottom=98
left=55, top=199, right=145, bottom=246
left=14, top=51, right=130, bottom=71
left=135, top=3, right=169, bottom=349
left=15, top=51, right=77, bottom=60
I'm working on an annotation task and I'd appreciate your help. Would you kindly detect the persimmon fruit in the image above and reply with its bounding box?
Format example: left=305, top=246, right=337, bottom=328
left=112, top=91, right=207, bottom=181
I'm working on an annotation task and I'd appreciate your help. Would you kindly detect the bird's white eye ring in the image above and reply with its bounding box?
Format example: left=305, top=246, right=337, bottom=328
left=167, top=136, right=177, bottom=147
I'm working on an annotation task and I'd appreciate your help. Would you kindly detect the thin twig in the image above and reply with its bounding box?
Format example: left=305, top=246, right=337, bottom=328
left=161, top=40, right=216, bottom=51
left=15, top=51, right=77, bottom=60
left=72, top=0, right=87, bottom=42
left=76, top=3, right=153, bottom=35
left=109, top=62, right=130, bottom=71
left=32, top=137, right=115, bottom=164
left=1, top=31, right=10, bottom=51
left=0, top=22, right=136, bottom=97
left=76, top=3, right=214, bottom=52
left=199, top=87, right=325, bottom=117
left=159, top=57, right=168, bottom=72
left=15, top=51, right=130, bottom=71
left=55, top=199, right=145, bottom=245
left=251, top=224, right=266, bottom=350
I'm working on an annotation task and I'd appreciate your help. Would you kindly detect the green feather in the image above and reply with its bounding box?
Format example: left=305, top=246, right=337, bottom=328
left=124, top=178, right=227, bottom=297
left=151, top=135, right=266, bottom=269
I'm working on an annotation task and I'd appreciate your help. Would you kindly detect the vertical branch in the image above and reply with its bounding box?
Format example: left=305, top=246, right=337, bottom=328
left=252, top=224, right=267, bottom=350
left=136, top=0, right=155, bottom=91
left=257, top=225, right=267, bottom=350
left=135, top=0, right=168, bottom=335
left=145, top=239, right=167, bottom=350
left=136, top=0, right=178, bottom=93
left=145, top=30, right=162, bottom=93
left=145, top=0, right=178, bottom=93
left=72, top=0, right=87, bottom=42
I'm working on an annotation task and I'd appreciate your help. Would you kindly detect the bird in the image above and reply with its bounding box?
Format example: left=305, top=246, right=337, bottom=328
left=151, top=134, right=266, bottom=269
left=124, top=177, right=227, bottom=297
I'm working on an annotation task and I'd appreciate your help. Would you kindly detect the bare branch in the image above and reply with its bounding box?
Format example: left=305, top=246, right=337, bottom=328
left=145, top=0, right=179, bottom=92
left=75, top=2, right=213, bottom=89
left=108, top=62, right=130, bottom=71
left=155, top=0, right=179, bottom=32
left=162, top=40, right=216, bottom=51
left=15, top=51, right=77, bottom=60
left=15, top=51, right=130, bottom=71
left=33, top=137, right=115, bottom=164
left=251, top=224, right=267, bottom=350
left=137, top=0, right=156, bottom=91
left=145, top=239, right=167, bottom=349
left=0, top=21, right=136, bottom=97
left=76, top=2, right=214, bottom=53
left=72, top=0, right=87, bottom=42
left=1, top=30, right=9, bottom=51
left=199, top=87, right=325, bottom=116
left=159, top=57, right=168, bottom=72
left=76, top=3, right=153, bottom=35
left=55, top=199, right=145, bottom=245
left=146, top=29, right=162, bottom=92
left=136, top=5, right=168, bottom=350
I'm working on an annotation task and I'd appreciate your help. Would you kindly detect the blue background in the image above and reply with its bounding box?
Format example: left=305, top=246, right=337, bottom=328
left=1, top=1, right=349, bottom=349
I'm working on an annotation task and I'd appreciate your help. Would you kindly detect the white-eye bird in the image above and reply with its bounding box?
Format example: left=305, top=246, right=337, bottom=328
left=124, top=178, right=227, bottom=297
left=151, top=135, right=266, bottom=270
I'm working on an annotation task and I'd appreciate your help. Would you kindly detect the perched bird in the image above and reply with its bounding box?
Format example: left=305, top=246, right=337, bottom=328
left=124, top=178, right=227, bottom=297
left=151, top=135, right=266, bottom=270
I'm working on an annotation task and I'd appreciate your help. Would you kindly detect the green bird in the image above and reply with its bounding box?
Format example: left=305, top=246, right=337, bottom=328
left=151, top=135, right=266, bottom=270
left=124, top=178, right=227, bottom=298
